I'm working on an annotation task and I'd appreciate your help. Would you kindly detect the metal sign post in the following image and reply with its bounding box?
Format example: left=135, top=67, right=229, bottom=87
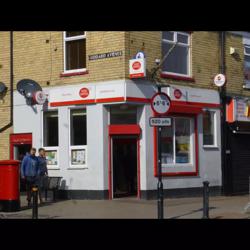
left=150, top=86, right=171, bottom=219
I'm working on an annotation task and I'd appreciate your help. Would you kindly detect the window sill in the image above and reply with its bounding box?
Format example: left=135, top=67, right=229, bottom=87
left=160, top=73, right=195, bottom=82
left=60, top=70, right=89, bottom=77
left=162, top=164, right=193, bottom=168
left=47, top=166, right=60, bottom=170
left=68, top=166, right=88, bottom=170
left=203, top=145, right=219, bottom=149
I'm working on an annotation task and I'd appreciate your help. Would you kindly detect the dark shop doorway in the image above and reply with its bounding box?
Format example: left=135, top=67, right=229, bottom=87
left=112, top=137, right=138, bottom=198
left=14, top=144, right=31, bottom=192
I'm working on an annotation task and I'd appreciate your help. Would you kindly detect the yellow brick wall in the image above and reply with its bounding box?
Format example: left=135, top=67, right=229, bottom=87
left=12, top=31, right=126, bottom=88
left=0, top=32, right=12, bottom=160
left=125, top=31, right=249, bottom=97
left=125, top=31, right=221, bottom=90
left=224, top=32, right=249, bottom=97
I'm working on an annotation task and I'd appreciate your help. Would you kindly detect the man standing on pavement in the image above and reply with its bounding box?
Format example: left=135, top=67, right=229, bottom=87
left=37, top=148, right=48, bottom=204
left=21, top=148, right=40, bottom=207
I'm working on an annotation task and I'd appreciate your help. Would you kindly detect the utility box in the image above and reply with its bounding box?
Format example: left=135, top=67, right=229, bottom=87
left=0, top=160, right=20, bottom=212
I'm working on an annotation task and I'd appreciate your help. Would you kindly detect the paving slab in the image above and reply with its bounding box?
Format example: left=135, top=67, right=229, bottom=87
left=1, top=194, right=250, bottom=219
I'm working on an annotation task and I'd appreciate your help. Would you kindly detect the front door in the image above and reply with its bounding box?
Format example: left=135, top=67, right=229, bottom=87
left=112, top=137, right=137, bottom=198
left=10, top=133, right=32, bottom=192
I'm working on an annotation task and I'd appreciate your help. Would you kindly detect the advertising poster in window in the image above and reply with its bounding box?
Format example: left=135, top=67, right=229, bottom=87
left=46, top=150, right=58, bottom=166
left=175, top=118, right=190, bottom=164
left=71, top=149, right=86, bottom=165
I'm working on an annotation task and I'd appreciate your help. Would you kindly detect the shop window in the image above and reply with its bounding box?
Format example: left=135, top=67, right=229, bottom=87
left=69, top=109, right=87, bottom=167
left=43, top=111, right=59, bottom=168
left=43, top=111, right=58, bottom=147
left=162, top=31, right=191, bottom=76
left=64, top=31, right=86, bottom=72
left=161, top=117, right=194, bottom=166
left=203, top=111, right=216, bottom=146
left=244, top=45, right=250, bottom=86
left=110, top=105, right=137, bottom=124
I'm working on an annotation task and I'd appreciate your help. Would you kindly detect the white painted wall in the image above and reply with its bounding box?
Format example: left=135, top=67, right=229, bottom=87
left=13, top=80, right=222, bottom=194
left=14, top=91, right=106, bottom=191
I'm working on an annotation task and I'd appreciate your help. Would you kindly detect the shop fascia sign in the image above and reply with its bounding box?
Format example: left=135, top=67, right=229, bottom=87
left=129, top=52, right=146, bottom=79
left=226, top=97, right=250, bottom=123
left=49, top=82, right=126, bottom=107
left=49, top=85, right=96, bottom=105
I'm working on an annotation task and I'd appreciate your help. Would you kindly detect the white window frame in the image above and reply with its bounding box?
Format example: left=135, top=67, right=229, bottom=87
left=43, top=146, right=60, bottom=170
left=42, top=110, right=60, bottom=170
left=63, top=31, right=87, bottom=74
left=203, top=110, right=218, bottom=148
left=68, top=107, right=87, bottom=169
left=162, top=116, right=195, bottom=173
left=162, top=31, right=191, bottom=77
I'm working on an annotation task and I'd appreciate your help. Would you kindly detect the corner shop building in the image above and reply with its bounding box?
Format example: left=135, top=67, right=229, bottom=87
left=11, top=79, right=222, bottom=199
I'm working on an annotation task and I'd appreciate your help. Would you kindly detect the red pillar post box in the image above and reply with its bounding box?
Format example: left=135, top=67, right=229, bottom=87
left=0, top=160, right=20, bottom=212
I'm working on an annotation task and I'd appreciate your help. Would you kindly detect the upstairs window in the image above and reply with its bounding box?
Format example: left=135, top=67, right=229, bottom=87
left=162, top=31, right=191, bottom=76
left=64, top=31, right=86, bottom=72
left=244, top=45, right=250, bottom=86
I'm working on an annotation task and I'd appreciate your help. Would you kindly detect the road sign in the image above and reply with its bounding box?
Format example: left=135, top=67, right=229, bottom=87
left=135, top=51, right=145, bottom=59
left=214, top=73, right=226, bottom=87
left=151, top=92, right=171, bottom=115
left=149, top=117, right=171, bottom=127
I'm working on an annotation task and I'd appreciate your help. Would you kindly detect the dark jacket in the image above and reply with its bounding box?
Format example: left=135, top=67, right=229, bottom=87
left=21, top=154, right=40, bottom=177
left=38, top=156, right=48, bottom=176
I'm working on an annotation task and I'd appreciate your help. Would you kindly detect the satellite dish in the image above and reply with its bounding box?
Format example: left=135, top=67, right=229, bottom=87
left=0, top=82, right=7, bottom=95
left=17, top=79, right=42, bottom=96
left=16, top=79, right=46, bottom=105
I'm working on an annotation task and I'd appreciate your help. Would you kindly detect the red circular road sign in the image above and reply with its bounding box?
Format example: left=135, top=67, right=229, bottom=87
left=151, top=92, right=171, bottom=115
left=79, top=88, right=89, bottom=98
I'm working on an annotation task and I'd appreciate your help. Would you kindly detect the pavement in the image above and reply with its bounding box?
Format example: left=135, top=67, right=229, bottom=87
left=1, top=193, right=250, bottom=219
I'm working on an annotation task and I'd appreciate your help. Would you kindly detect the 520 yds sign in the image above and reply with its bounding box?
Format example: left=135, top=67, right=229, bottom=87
left=149, top=117, right=171, bottom=127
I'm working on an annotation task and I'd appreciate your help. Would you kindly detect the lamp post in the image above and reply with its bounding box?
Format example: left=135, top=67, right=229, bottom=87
left=150, top=43, right=176, bottom=219
left=157, top=85, right=164, bottom=219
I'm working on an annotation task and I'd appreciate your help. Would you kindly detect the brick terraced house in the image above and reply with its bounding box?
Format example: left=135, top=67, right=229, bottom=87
left=0, top=31, right=249, bottom=199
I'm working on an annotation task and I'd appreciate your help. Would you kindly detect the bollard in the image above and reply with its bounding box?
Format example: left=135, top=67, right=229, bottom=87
left=157, top=181, right=164, bottom=219
left=32, top=185, right=38, bottom=219
left=202, top=181, right=210, bottom=219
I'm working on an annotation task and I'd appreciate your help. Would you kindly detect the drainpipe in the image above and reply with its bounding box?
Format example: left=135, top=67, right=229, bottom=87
left=0, top=31, right=13, bottom=133
left=219, top=31, right=228, bottom=195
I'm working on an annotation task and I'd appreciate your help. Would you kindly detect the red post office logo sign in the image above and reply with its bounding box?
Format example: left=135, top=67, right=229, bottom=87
left=129, top=58, right=146, bottom=79
left=132, top=61, right=141, bottom=70
left=79, top=88, right=89, bottom=98
left=174, top=89, right=182, bottom=99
